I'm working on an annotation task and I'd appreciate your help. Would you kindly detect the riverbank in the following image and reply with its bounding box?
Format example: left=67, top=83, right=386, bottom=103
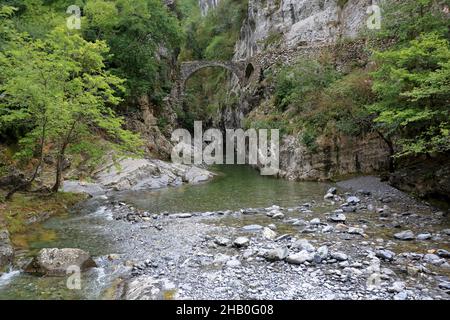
left=0, top=191, right=87, bottom=271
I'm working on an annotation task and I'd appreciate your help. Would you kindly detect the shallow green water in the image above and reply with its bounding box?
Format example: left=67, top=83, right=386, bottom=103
left=118, top=165, right=330, bottom=213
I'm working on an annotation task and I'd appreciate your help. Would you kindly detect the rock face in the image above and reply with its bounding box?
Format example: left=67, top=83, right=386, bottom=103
left=25, top=248, right=97, bottom=276
left=389, top=154, right=450, bottom=207
left=63, top=157, right=214, bottom=194
left=234, top=0, right=370, bottom=60
left=0, top=229, right=14, bottom=270
left=276, top=134, right=391, bottom=181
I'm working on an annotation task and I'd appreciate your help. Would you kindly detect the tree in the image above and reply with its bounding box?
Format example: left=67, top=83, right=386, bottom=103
left=369, top=33, right=450, bottom=158
left=0, top=26, right=143, bottom=197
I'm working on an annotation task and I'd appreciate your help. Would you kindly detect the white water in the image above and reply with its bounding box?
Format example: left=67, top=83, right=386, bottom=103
left=0, top=269, right=21, bottom=287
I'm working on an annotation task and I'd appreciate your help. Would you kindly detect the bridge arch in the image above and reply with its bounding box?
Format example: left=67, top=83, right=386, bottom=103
left=169, top=59, right=259, bottom=106
left=179, top=60, right=246, bottom=90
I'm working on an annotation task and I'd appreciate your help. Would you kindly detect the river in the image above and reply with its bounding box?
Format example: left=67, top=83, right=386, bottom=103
left=0, top=165, right=331, bottom=299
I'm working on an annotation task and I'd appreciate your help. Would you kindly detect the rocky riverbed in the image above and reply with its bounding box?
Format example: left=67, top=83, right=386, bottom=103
left=94, top=177, right=449, bottom=300
left=1, top=172, right=449, bottom=300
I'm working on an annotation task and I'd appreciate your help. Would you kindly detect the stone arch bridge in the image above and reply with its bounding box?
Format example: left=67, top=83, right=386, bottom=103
left=169, top=59, right=259, bottom=104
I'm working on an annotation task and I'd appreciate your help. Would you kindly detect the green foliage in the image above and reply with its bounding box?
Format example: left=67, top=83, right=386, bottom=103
left=83, top=0, right=183, bottom=98
left=370, top=33, right=450, bottom=157
left=274, top=56, right=340, bottom=112
left=373, top=0, right=449, bottom=42
left=0, top=24, right=143, bottom=180
left=179, top=0, right=248, bottom=61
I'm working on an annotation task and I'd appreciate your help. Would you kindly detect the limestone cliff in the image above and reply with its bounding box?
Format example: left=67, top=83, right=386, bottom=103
left=225, top=0, right=390, bottom=180
left=233, top=0, right=373, bottom=60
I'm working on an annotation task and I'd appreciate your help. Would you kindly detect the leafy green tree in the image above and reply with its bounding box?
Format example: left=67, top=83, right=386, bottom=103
left=0, top=25, right=142, bottom=197
left=370, top=33, right=450, bottom=158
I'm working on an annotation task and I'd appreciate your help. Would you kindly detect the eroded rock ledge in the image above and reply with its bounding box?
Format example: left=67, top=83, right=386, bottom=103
left=62, top=158, right=214, bottom=196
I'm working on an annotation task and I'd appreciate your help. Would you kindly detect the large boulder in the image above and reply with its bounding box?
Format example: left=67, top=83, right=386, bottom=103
left=25, top=248, right=97, bottom=276
left=0, top=229, right=14, bottom=270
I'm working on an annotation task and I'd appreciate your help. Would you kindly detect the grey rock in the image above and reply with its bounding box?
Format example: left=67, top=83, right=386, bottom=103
left=329, top=214, right=346, bottom=223
left=265, top=247, right=289, bottom=261
left=394, top=230, right=415, bottom=241
left=348, top=227, right=365, bottom=236
left=376, top=249, right=396, bottom=261
left=438, top=281, right=450, bottom=291
left=437, top=249, right=450, bottom=258
left=423, top=254, right=445, bottom=266
left=272, top=213, right=285, bottom=220
left=393, top=291, right=408, bottom=300
left=262, top=227, right=277, bottom=240
left=213, top=254, right=231, bottom=265
left=324, top=193, right=334, bottom=200
left=292, top=239, right=315, bottom=252
left=226, top=259, right=241, bottom=268
left=233, top=237, right=250, bottom=248
left=416, top=233, right=432, bottom=240
left=388, top=281, right=405, bottom=293
left=214, top=237, right=231, bottom=246
left=169, top=213, right=192, bottom=219
left=286, top=250, right=314, bottom=265
left=331, top=252, right=348, bottom=261
left=327, top=187, right=337, bottom=195
left=25, top=248, right=97, bottom=276
left=242, top=224, right=263, bottom=231
left=346, top=196, right=361, bottom=204
left=309, top=218, right=321, bottom=225
left=316, top=246, right=329, bottom=261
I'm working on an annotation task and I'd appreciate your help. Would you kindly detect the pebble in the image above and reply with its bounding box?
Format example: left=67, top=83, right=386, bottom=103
left=226, top=259, right=241, bottom=268
left=394, top=230, right=415, bottom=241
left=388, top=281, right=405, bottom=293
left=327, top=187, right=337, bottom=195
left=293, top=239, right=315, bottom=252
left=393, top=291, right=408, bottom=300
left=329, top=214, right=346, bottom=223
left=346, top=196, right=361, bottom=204
left=233, top=237, right=250, bottom=248
left=214, top=237, right=231, bottom=246
left=376, top=249, right=396, bottom=261
left=262, top=227, right=277, bottom=240
left=272, top=213, right=285, bottom=219
left=437, top=249, right=450, bottom=258
left=169, top=213, right=192, bottom=219
left=416, top=233, right=432, bottom=240
left=286, top=251, right=314, bottom=265
left=331, top=252, right=348, bottom=261
left=242, top=224, right=263, bottom=231
left=265, top=247, right=289, bottom=261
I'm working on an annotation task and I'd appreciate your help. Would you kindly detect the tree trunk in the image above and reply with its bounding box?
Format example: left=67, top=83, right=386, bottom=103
left=376, top=130, right=395, bottom=173
left=52, top=144, right=68, bottom=193
left=51, top=119, right=78, bottom=193
left=5, top=119, right=47, bottom=200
